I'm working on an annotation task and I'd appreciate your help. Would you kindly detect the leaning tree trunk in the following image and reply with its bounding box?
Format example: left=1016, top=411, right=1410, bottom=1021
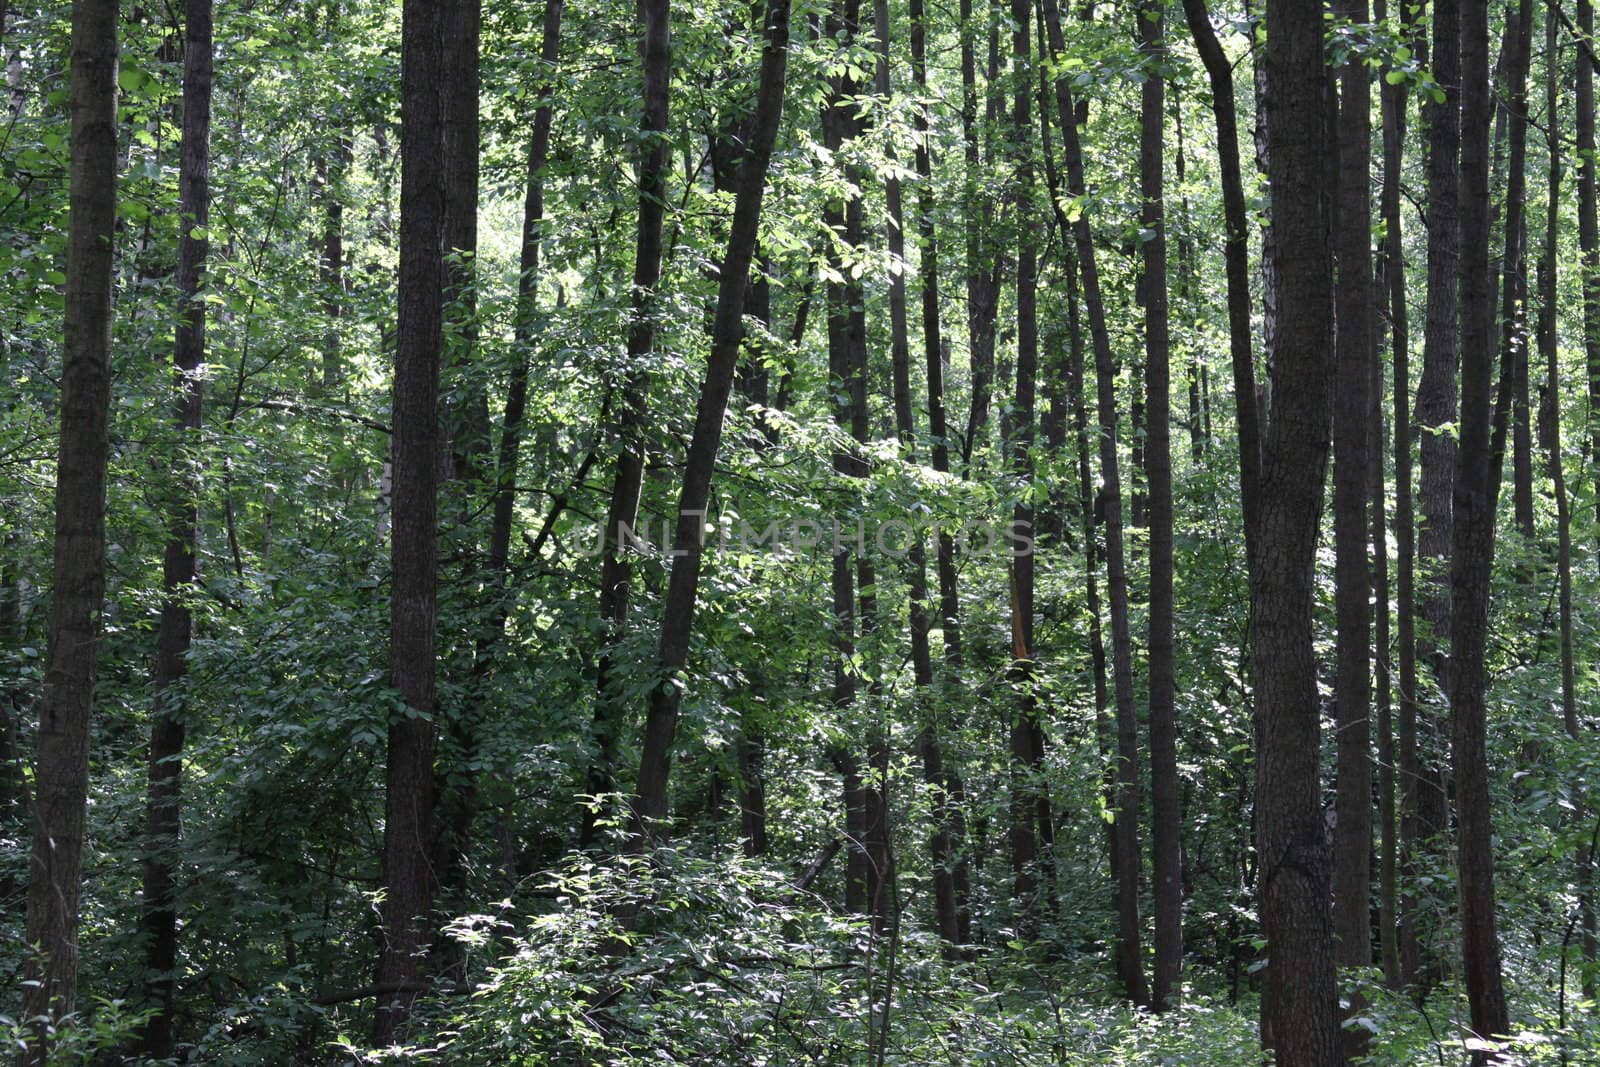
left=632, top=0, right=789, bottom=826
left=372, top=0, right=447, bottom=1042
left=1450, top=0, right=1512, bottom=1050
left=1139, top=0, right=1182, bottom=1014
left=21, top=0, right=118, bottom=1057
left=140, top=0, right=211, bottom=1054
left=1040, top=0, right=1146, bottom=1006
left=1252, top=0, right=1341, bottom=1061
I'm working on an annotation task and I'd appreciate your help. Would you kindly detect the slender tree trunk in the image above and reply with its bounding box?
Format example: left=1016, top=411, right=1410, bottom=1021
left=1499, top=0, right=1533, bottom=549
left=1542, top=12, right=1597, bottom=987
left=139, top=0, right=211, bottom=1054
left=21, top=0, right=118, bottom=1055
left=1411, top=0, right=1462, bottom=995
left=910, top=0, right=966, bottom=950
left=632, top=0, right=789, bottom=827
left=1140, top=0, right=1181, bottom=1014
left=1379, top=0, right=1418, bottom=994
left=372, top=0, right=447, bottom=1041
left=1252, top=1, right=1340, bottom=1061
left=489, top=0, right=563, bottom=587
left=1331, top=2, right=1374, bottom=1050
left=442, top=0, right=484, bottom=481
left=959, top=0, right=1000, bottom=469
left=1581, top=0, right=1599, bottom=479
left=1041, top=0, right=1146, bottom=1005
left=1451, top=0, right=1513, bottom=1051
left=1180, top=0, right=1260, bottom=572
left=585, top=0, right=671, bottom=846
left=1003, top=0, right=1046, bottom=932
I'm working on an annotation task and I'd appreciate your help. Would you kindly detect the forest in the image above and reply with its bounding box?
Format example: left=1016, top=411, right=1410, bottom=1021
left=2, top=0, right=1599, bottom=1061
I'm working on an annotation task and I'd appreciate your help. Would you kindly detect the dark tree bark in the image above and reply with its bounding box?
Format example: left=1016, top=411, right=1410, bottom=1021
left=1450, top=0, right=1512, bottom=1049
left=1541, top=12, right=1597, bottom=985
left=1331, top=0, right=1374, bottom=1044
left=1252, top=0, right=1340, bottom=1061
left=1041, top=0, right=1146, bottom=1006
left=1378, top=0, right=1416, bottom=993
left=21, top=0, right=118, bottom=1055
left=1582, top=0, right=1600, bottom=479
left=959, top=0, right=1000, bottom=469
left=1140, top=0, right=1181, bottom=1014
left=1180, top=0, right=1260, bottom=572
left=585, top=0, right=671, bottom=846
left=489, top=0, right=563, bottom=587
left=1409, top=0, right=1462, bottom=994
left=1499, top=0, right=1533, bottom=547
left=372, top=0, right=447, bottom=1042
left=911, top=0, right=967, bottom=950
left=139, top=0, right=211, bottom=1054
left=1004, top=0, right=1046, bottom=932
left=632, top=0, right=789, bottom=827
left=442, top=0, right=485, bottom=480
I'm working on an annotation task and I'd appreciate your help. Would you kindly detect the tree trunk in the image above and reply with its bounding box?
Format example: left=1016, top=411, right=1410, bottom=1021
left=1378, top=0, right=1415, bottom=994
left=1331, top=2, right=1374, bottom=1051
left=21, top=0, right=118, bottom=1055
left=1040, top=0, right=1146, bottom=1005
left=632, top=0, right=789, bottom=826
left=910, top=0, right=966, bottom=950
left=1252, top=1, right=1340, bottom=1061
left=1140, top=0, right=1181, bottom=1014
left=372, top=0, right=447, bottom=1041
left=1581, top=0, right=1600, bottom=479
left=140, top=0, right=211, bottom=1054
left=584, top=0, right=671, bottom=846
left=1450, top=0, right=1512, bottom=1050
left=1180, top=0, right=1260, bottom=572
left=1409, top=0, right=1462, bottom=994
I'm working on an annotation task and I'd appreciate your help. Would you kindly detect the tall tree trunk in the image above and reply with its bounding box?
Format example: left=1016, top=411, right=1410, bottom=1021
left=1332, top=1, right=1374, bottom=1049
left=1500, top=0, right=1533, bottom=548
left=585, top=0, right=671, bottom=846
left=21, top=0, right=118, bottom=1055
left=1541, top=11, right=1597, bottom=987
left=372, top=0, right=447, bottom=1041
left=1252, top=0, right=1340, bottom=1061
left=1040, top=0, right=1146, bottom=1005
left=959, top=0, right=999, bottom=468
left=1140, top=0, right=1181, bottom=1014
left=1581, top=0, right=1599, bottom=479
left=1180, top=0, right=1260, bottom=572
left=910, top=0, right=966, bottom=950
left=1379, top=0, right=1418, bottom=994
left=443, top=0, right=484, bottom=480
left=632, top=0, right=789, bottom=826
left=140, top=0, right=211, bottom=1054
left=1451, top=0, right=1512, bottom=1050
left=1004, top=0, right=1046, bottom=932
left=1410, top=0, right=1462, bottom=994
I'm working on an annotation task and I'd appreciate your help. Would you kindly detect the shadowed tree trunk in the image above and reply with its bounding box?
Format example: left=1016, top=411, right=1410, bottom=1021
left=139, top=0, right=211, bottom=1054
left=1409, top=0, right=1462, bottom=993
left=911, top=0, right=967, bottom=950
left=1140, top=0, right=1182, bottom=1014
left=1450, top=0, right=1512, bottom=1050
left=1041, top=0, right=1146, bottom=1005
left=1378, top=0, right=1415, bottom=993
left=21, top=0, right=118, bottom=1056
left=372, top=0, right=447, bottom=1041
left=1581, top=0, right=1599, bottom=479
left=1331, top=0, right=1373, bottom=1053
left=1252, top=0, right=1340, bottom=1061
left=632, top=0, right=789, bottom=828
left=584, top=0, right=672, bottom=846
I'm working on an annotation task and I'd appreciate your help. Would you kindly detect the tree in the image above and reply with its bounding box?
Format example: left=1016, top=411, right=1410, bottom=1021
left=1252, top=0, right=1340, bottom=1060
left=139, top=0, right=212, bottom=1053
left=372, top=0, right=447, bottom=1040
left=21, top=0, right=118, bottom=1056
left=1139, top=0, right=1181, bottom=1013
left=633, top=0, right=790, bottom=826
left=1449, top=0, right=1512, bottom=1049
